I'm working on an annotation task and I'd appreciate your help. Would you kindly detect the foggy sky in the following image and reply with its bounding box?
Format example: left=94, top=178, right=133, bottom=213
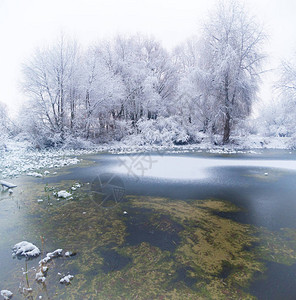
left=1, top=0, right=295, bottom=116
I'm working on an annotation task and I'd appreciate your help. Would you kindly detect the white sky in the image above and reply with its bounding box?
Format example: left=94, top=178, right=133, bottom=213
left=0, top=0, right=296, bottom=116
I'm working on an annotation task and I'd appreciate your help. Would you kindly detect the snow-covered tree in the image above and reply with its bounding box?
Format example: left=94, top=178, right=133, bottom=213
left=196, top=0, right=266, bottom=143
left=22, top=35, right=81, bottom=143
left=98, top=35, right=178, bottom=127
left=276, top=56, right=296, bottom=103
left=78, top=46, right=124, bottom=140
left=0, top=102, right=10, bottom=147
left=260, top=54, right=296, bottom=138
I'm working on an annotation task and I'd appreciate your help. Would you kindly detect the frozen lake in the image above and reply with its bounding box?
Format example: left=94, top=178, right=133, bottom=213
left=1, top=150, right=296, bottom=299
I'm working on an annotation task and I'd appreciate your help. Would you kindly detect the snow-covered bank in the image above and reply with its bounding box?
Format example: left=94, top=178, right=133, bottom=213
left=0, top=140, right=99, bottom=179
left=108, top=135, right=296, bottom=154
left=0, top=136, right=294, bottom=180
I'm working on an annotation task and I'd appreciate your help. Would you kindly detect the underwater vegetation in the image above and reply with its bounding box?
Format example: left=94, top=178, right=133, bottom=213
left=3, top=179, right=296, bottom=299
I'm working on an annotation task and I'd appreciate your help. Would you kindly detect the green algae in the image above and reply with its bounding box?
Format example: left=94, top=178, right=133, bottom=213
left=4, top=179, right=296, bottom=299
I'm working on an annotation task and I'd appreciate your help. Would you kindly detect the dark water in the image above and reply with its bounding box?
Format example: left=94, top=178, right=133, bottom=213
left=1, top=149, right=296, bottom=299
left=125, top=208, right=182, bottom=251
left=48, top=150, right=296, bottom=230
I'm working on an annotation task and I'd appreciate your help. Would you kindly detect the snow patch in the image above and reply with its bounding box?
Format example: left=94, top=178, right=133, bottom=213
left=60, top=274, right=74, bottom=284
left=35, top=270, right=46, bottom=283
left=12, top=241, right=40, bottom=258
left=39, top=249, right=63, bottom=266
left=112, top=155, right=296, bottom=181
left=57, top=190, right=72, bottom=199
left=27, top=172, right=43, bottom=178
left=0, top=290, right=13, bottom=300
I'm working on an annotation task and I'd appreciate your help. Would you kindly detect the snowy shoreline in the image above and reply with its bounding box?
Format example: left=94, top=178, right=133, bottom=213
left=0, top=136, right=294, bottom=179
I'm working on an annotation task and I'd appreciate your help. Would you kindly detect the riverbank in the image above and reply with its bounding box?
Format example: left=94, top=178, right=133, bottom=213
left=0, top=135, right=294, bottom=179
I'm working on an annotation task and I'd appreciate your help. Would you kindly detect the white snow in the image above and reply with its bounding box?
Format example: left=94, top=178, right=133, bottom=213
left=60, top=274, right=74, bottom=284
left=0, top=290, right=13, bottom=300
left=39, top=249, right=63, bottom=265
left=27, top=172, right=43, bottom=178
left=112, top=155, right=296, bottom=181
left=0, top=141, right=85, bottom=179
left=57, top=190, right=72, bottom=198
left=35, top=270, right=46, bottom=283
left=13, top=241, right=40, bottom=258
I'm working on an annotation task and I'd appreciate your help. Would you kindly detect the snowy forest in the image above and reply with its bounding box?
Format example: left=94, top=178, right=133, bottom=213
left=1, top=1, right=296, bottom=149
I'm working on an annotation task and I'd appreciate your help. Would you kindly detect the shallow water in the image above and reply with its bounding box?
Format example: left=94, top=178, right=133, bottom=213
left=1, top=150, right=296, bottom=299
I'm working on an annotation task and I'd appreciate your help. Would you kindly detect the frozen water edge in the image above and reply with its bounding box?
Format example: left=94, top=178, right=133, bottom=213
left=0, top=136, right=295, bottom=179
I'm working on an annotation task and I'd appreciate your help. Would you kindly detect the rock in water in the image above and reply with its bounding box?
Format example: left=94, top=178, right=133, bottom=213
left=65, top=251, right=76, bottom=257
left=39, top=249, right=63, bottom=265
left=57, top=190, right=72, bottom=198
left=60, top=274, right=74, bottom=284
left=12, top=241, right=40, bottom=258
left=1, top=290, right=13, bottom=299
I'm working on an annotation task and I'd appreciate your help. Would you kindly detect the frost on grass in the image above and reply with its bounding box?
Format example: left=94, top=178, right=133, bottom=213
left=12, top=241, right=40, bottom=258
left=0, top=290, right=13, bottom=300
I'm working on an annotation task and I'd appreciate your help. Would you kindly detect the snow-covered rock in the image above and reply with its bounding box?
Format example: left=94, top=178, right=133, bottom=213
left=39, top=249, right=63, bottom=265
left=27, top=172, right=43, bottom=178
left=42, top=266, right=48, bottom=273
left=64, top=251, right=76, bottom=257
left=13, top=241, right=40, bottom=258
left=35, top=270, right=46, bottom=283
left=1, top=290, right=13, bottom=300
left=60, top=274, right=74, bottom=284
left=57, top=190, right=72, bottom=198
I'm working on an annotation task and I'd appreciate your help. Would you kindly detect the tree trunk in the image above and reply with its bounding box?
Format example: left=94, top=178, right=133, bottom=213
left=223, top=111, right=231, bottom=144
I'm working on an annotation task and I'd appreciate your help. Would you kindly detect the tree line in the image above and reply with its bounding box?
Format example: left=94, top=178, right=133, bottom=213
left=3, top=1, right=280, bottom=148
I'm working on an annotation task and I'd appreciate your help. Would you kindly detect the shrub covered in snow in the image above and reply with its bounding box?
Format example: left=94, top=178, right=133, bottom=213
left=121, top=117, right=191, bottom=146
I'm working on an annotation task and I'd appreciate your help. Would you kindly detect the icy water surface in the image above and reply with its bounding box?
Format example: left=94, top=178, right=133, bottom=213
left=1, top=150, right=296, bottom=299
